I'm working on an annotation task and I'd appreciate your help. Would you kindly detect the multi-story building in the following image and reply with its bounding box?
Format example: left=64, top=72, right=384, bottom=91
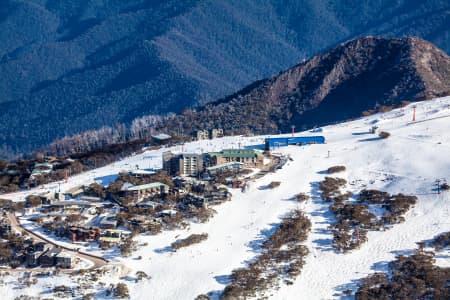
left=208, top=149, right=264, bottom=168
left=162, top=151, right=179, bottom=175
left=179, top=153, right=203, bottom=177
left=162, top=152, right=204, bottom=177
left=195, top=130, right=209, bottom=140
left=121, top=182, right=169, bottom=203
left=210, top=128, right=224, bottom=139
left=163, top=149, right=263, bottom=176
left=194, top=128, right=224, bottom=140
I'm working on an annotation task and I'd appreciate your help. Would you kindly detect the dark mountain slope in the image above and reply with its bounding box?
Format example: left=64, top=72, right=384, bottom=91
left=156, top=0, right=450, bottom=103
left=159, top=37, right=450, bottom=135
left=0, top=1, right=449, bottom=157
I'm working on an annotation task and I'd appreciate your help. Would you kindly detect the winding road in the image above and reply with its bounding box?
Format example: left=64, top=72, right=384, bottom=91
left=5, top=212, right=108, bottom=272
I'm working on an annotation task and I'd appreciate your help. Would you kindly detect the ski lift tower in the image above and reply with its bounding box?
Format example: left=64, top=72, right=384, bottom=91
left=436, top=178, right=447, bottom=194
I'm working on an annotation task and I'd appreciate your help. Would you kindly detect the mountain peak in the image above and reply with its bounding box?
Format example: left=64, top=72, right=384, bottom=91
left=158, top=36, right=450, bottom=136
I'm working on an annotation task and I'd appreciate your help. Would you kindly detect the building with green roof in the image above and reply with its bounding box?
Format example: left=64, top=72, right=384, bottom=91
left=208, top=149, right=263, bottom=168
left=30, top=162, right=53, bottom=178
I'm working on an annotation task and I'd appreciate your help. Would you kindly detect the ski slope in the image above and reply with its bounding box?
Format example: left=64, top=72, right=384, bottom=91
left=1, top=96, right=450, bottom=299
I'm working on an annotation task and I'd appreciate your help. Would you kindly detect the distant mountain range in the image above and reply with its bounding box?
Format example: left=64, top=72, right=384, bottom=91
left=0, top=0, right=449, bottom=157
left=155, top=36, right=450, bottom=136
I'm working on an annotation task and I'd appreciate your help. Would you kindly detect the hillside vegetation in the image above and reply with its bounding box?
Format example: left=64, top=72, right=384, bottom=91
left=37, top=36, right=450, bottom=158
left=0, top=0, right=449, bottom=157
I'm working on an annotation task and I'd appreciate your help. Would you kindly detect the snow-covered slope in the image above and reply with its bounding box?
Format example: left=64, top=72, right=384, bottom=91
left=2, top=96, right=450, bottom=299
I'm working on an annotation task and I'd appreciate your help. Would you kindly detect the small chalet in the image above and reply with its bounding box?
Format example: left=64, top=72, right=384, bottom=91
left=99, top=229, right=123, bottom=248
left=9, top=251, right=25, bottom=267
left=64, top=186, right=85, bottom=198
left=151, top=133, right=172, bottom=143
left=159, top=209, right=177, bottom=218
left=136, top=200, right=161, bottom=209
left=128, top=169, right=156, bottom=178
left=26, top=242, right=50, bottom=253
left=99, top=215, right=118, bottom=229
left=126, top=216, right=161, bottom=233
left=30, top=162, right=53, bottom=178
left=68, top=226, right=100, bottom=242
left=26, top=251, right=44, bottom=267
left=0, top=220, right=12, bottom=238
left=183, top=193, right=207, bottom=208
left=56, top=252, right=73, bottom=269
left=40, top=247, right=62, bottom=267
left=48, top=200, right=97, bottom=211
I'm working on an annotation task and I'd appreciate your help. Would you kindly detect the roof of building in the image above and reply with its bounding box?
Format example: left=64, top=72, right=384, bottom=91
left=43, top=247, right=61, bottom=257
left=64, top=186, right=84, bottom=195
left=120, top=182, right=134, bottom=191
left=207, top=162, right=244, bottom=171
left=38, top=190, right=55, bottom=198
left=100, top=216, right=117, bottom=225
left=80, top=196, right=102, bottom=202
left=151, top=133, right=172, bottom=140
left=45, top=156, right=59, bottom=163
left=27, top=250, right=44, bottom=257
left=31, top=169, right=52, bottom=176
left=99, top=229, right=123, bottom=241
left=57, top=252, right=73, bottom=259
left=264, top=136, right=325, bottom=143
left=160, top=209, right=177, bottom=216
left=5, top=169, right=20, bottom=175
left=34, top=162, right=53, bottom=168
left=99, top=236, right=121, bottom=242
left=50, top=200, right=96, bottom=207
left=180, top=153, right=201, bottom=158
left=137, top=200, right=161, bottom=207
left=103, top=229, right=123, bottom=234
left=209, top=149, right=263, bottom=158
left=69, top=226, right=99, bottom=232
left=128, top=169, right=156, bottom=176
left=124, top=182, right=169, bottom=191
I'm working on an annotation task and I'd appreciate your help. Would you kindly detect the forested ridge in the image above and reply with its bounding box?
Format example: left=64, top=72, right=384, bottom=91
left=42, top=36, right=450, bottom=159
left=1, top=0, right=449, bottom=158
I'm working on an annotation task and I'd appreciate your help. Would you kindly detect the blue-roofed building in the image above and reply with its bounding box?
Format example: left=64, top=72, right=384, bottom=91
left=265, top=136, right=325, bottom=150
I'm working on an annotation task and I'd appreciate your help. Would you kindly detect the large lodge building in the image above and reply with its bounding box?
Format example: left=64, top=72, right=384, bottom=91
left=162, top=149, right=264, bottom=177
